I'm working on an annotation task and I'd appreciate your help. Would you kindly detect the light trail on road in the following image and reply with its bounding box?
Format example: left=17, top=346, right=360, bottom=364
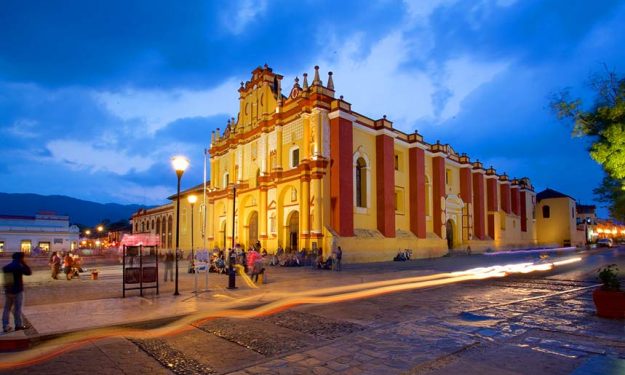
left=0, top=256, right=582, bottom=370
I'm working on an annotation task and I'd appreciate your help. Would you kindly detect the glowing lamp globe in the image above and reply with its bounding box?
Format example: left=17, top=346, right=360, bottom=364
left=187, top=195, right=197, bottom=204
left=171, top=156, right=190, bottom=173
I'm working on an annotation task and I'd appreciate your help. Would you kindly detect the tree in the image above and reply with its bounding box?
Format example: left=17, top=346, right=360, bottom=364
left=552, top=68, right=625, bottom=220
left=594, top=176, right=625, bottom=222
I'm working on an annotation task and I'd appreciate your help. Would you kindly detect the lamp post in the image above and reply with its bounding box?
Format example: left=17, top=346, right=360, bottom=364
left=187, top=194, right=197, bottom=294
left=97, top=225, right=104, bottom=254
left=228, top=184, right=237, bottom=289
left=172, top=155, right=190, bottom=296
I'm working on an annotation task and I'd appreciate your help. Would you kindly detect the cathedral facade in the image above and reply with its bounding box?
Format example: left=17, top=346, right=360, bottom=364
left=133, top=65, right=538, bottom=262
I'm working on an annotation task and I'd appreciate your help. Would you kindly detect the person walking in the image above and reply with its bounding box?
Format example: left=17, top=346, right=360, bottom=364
left=3, top=252, right=32, bottom=332
left=164, top=250, right=174, bottom=282
left=49, top=251, right=61, bottom=279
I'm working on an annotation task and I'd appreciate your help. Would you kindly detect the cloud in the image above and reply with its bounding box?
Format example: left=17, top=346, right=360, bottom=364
left=106, top=182, right=173, bottom=205
left=93, top=80, right=240, bottom=134
left=6, top=119, right=39, bottom=138
left=311, top=30, right=509, bottom=132
left=221, top=0, right=268, bottom=35
left=437, top=56, right=509, bottom=120
left=46, top=140, right=153, bottom=175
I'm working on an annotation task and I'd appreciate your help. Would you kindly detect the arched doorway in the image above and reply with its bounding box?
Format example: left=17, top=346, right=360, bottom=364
left=248, top=211, right=258, bottom=248
left=446, top=219, right=454, bottom=250
left=287, top=211, right=299, bottom=251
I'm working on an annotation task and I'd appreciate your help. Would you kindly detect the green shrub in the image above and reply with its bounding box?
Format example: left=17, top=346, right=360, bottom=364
left=598, top=264, right=620, bottom=291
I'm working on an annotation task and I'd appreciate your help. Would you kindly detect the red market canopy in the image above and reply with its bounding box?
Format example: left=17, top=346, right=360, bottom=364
left=119, top=234, right=160, bottom=247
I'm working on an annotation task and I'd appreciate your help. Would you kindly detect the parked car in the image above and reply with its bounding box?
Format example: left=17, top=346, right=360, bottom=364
left=597, top=238, right=614, bottom=248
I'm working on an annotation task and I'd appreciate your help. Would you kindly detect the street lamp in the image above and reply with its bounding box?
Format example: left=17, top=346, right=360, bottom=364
left=188, top=194, right=197, bottom=293
left=96, top=225, right=104, bottom=254
left=228, top=184, right=237, bottom=289
left=171, top=155, right=189, bottom=296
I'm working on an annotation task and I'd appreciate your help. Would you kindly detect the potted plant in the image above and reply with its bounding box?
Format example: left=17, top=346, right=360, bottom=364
left=592, top=264, right=625, bottom=318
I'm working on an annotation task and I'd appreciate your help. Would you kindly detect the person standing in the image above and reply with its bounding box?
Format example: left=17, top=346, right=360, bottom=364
left=164, top=250, right=174, bottom=282
left=3, top=252, right=32, bottom=332
left=333, top=246, right=343, bottom=271
left=49, top=252, right=61, bottom=279
left=63, top=253, right=74, bottom=280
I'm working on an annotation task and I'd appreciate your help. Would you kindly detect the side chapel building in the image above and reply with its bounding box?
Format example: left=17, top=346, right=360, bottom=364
left=132, top=65, right=538, bottom=262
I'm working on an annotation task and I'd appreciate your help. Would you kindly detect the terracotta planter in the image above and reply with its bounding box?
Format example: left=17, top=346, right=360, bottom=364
left=592, top=288, right=625, bottom=319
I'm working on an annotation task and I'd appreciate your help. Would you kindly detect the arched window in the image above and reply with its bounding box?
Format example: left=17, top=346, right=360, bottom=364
left=356, top=157, right=367, bottom=208
left=167, top=216, right=173, bottom=248
left=542, top=205, right=550, bottom=219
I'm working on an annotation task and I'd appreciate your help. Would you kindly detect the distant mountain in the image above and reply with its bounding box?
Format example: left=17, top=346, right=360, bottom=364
left=0, top=193, right=151, bottom=226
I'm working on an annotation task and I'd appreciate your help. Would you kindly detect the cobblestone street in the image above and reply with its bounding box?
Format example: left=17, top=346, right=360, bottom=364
left=2, top=249, right=625, bottom=374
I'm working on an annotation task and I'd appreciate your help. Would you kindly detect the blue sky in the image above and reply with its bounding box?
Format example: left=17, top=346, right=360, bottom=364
left=1, top=0, right=624, bottom=217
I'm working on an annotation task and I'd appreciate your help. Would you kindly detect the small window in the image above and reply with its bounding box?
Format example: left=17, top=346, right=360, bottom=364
left=223, top=172, right=230, bottom=188
left=445, top=169, right=452, bottom=185
left=38, top=242, right=50, bottom=252
left=395, top=189, right=404, bottom=213
left=291, top=148, right=300, bottom=168
left=394, top=154, right=399, bottom=171
left=542, top=205, right=550, bottom=219
left=20, top=240, right=32, bottom=253
left=0, top=241, right=4, bottom=253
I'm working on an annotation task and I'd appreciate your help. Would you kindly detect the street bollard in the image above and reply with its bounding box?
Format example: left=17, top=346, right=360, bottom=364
left=227, top=264, right=237, bottom=289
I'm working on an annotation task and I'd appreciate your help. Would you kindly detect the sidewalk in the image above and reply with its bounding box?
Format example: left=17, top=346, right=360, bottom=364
left=0, top=259, right=429, bottom=351
left=0, top=248, right=591, bottom=352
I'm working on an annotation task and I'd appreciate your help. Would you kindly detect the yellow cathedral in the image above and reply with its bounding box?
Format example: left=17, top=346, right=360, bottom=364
left=132, top=65, right=539, bottom=263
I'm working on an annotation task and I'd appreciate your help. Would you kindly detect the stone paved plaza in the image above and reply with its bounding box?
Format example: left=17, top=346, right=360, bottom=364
left=1, top=248, right=625, bottom=374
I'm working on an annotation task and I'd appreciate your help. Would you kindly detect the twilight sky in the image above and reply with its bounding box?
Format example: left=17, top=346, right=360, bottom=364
left=1, top=0, right=624, bottom=217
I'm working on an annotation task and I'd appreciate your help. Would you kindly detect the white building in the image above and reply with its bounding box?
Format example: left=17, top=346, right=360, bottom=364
left=0, top=213, right=80, bottom=255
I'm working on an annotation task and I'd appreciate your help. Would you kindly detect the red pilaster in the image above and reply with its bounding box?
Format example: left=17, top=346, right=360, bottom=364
left=472, top=172, right=485, bottom=240
left=409, top=147, right=426, bottom=238
left=520, top=190, right=527, bottom=232
left=486, top=178, right=498, bottom=239
left=511, top=186, right=520, bottom=216
left=460, top=168, right=472, bottom=205
left=330, top=115, right=354, bottom=236
left=487, top=178, right=499, bottom=212
left=500, top=184, right=511, bottom=214
left=432, top=156, right=446, bottom=238
left=376, top=135, right=395, bottom=237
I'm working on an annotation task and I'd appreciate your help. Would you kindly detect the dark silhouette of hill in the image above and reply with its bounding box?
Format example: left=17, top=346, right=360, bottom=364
left=0, top=192, right=151, bottom=226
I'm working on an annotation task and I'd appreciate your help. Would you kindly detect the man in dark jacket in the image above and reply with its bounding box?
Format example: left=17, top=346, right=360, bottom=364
left=3, top=252, right=32, bottom=332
